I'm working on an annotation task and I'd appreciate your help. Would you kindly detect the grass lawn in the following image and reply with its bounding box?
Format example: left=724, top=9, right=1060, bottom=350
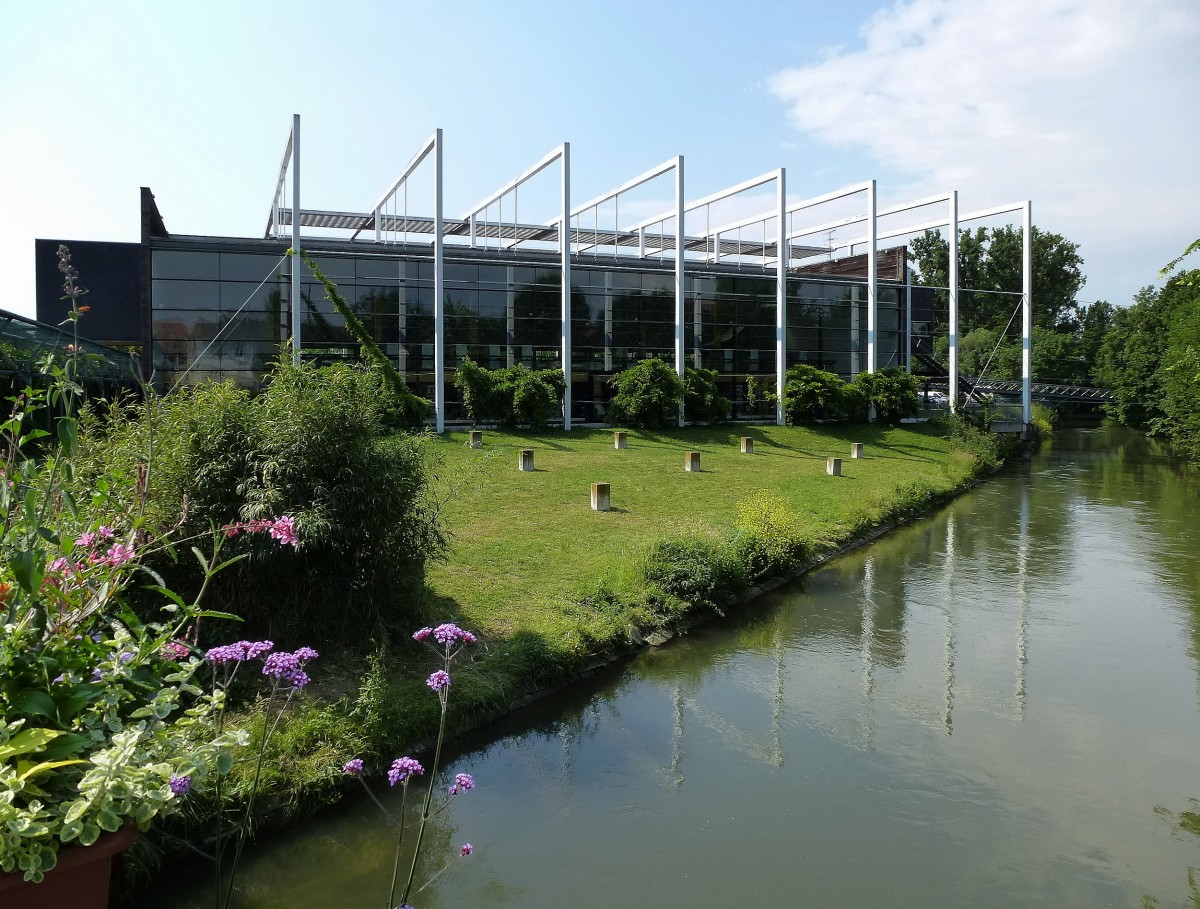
left=424, top=421, right=976, bottom=649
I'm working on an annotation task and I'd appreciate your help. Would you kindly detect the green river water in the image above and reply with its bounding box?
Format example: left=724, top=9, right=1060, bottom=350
left=144, top=425, right=1200, bottom=908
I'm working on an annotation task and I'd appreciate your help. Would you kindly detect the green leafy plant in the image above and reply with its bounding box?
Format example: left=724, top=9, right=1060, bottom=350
left=852, top=368, right=920, bottom=424
left=452, top=358, right=565, bottom=429
left=608, top=358, right=684, bottom=429
left=683, top=367, right=732, bottom=424
left=780, top=364, right=854, bottom=424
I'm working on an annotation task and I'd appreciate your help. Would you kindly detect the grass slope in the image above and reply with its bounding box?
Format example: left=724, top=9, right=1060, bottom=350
left=426, top=421, right=976, bottom=649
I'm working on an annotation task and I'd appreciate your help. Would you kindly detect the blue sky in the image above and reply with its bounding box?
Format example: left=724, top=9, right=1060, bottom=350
left=2, top=0, right=1197, bottom=319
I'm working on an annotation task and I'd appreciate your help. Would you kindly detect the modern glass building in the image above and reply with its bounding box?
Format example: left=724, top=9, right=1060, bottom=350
left=34, top=117, right=1035, bottom=427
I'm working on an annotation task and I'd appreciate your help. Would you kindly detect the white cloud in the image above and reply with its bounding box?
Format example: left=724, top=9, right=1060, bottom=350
left=768, top=0, right=1200, bottom=303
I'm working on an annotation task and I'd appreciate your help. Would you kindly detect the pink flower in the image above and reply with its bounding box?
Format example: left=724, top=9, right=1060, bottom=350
left=460, top=843, right=473, bottom=856
left=426, top=670, right=450, bottom=692
left=268, top=516, right=299, bottom=547
left=74, top=532, right=96, bottom=547
left=161, top=641, right=190, bottom=661
left=105, top=543, right=135, bottom=567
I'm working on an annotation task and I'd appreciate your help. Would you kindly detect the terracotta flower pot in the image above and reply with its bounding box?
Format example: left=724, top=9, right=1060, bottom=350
left=0, top=824, right=138, bottom=909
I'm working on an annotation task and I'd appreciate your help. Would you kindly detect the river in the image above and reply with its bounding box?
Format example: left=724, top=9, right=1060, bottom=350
left=144, top=425, right=1200, bottom=908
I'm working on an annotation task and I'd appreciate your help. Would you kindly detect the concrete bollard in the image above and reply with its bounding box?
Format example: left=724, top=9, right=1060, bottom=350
left=614, top=431, right=627, bottom=450
left=469, top=430, right=483, bottom=449
left=684, top=451, right=701, bottom=472
left=826, top=457, right=842, bottom=476
left=590, top=482, right=611, bottom=512
left=740, top=436, right=754, bottom=454
left=518, top=449, right=535, bottom=472
left=850, top=442, right=864, bottom=459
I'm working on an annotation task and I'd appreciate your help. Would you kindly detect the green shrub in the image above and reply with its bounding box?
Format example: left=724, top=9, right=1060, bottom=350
left=852, top=368, right=921, bottom=424
left=78, top=360, right=446, bottom=644
left=608, top=358, right=684, bottom=428
left=780, top=364, right=852, bottom=424
left=732, top=493, right=807, bottom=581
left=642, top=535, right=747, bottom=610
left=453, top=358, right=565, bottom=429
left=683, top=366, right=732, bottom=424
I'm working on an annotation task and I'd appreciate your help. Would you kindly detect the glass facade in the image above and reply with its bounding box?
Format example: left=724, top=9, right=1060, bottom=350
left=149, top=241, right=910, bottom=422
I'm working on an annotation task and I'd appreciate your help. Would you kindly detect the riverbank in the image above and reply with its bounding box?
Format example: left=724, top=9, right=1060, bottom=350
left=131, top=417, right=1013, bottom=889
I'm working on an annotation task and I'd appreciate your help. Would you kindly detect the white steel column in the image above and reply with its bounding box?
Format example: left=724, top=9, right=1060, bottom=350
left=291, top=114, right=301, bottom=367
left=947, top=191, right=959, bottom=412
left=561, top=142, right=572, bottom=429
left=433, top=128, right=445, bottom=433
left=1022, top=200, right=1033, bottom=425
left=674, top=155, right=686, bottom=426
left=867, top=178, right=877, bottom=374
left=775, top=168, right=787, bottom=426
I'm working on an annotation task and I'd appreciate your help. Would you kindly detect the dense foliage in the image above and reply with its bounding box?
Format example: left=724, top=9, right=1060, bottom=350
left=780, top=364, right=856, bottom=424
left=608, top=358, right=684, bottom=428
left=79, top=361, right=445, bottom=642
left=909, top=225, right=1085, bottom=332
left=452, top=358, right=566, bottom=429
left=779, top=365, right=918, bottom=425
left=852, top=368, right=921, bottom=424
left=910, top=225, right=1117, bottom=386
left=1095, top=268, right=1200, bottom=462
left=682, top=367, right=732, bottom=424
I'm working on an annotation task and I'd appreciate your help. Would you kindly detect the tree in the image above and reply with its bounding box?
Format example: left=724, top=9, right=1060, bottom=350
left=908, top=226, right=1084, bottom=334
left=1094, top=275, right=1197, bottom=428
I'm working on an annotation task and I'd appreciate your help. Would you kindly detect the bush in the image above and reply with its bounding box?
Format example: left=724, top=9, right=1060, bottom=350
left=453, top=358, right=565, bottom=429
left=732, top=493, right=807, bottom=581
left=852, top=368, right=921, bottom=424
left=78, top=360, right=445, bottom=643
left=608, top=358, right=684, bottom=428
left=642, top=536, right=747, bottom=610
left=683, top=367, right=732, bottom=424
left=780, top=364, right=853, bottom=424
left=744, top=376, right=775, bottom=417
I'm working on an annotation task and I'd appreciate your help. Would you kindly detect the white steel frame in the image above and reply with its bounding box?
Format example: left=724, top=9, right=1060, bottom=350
left=266, top=115, right=303, bottom=366
left=262, top=120, right=1035, bottom=428
left=461, top=145, right=573, bottom=427
left=567, top=157, right=685, bottom=423
left=357, top=130, right=446, bottom=430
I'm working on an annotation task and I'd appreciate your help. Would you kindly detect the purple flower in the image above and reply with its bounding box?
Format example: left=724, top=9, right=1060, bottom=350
left=343, top=758, right=364, bottom=776
left=205, top=644, right=245, bottom=665
left=454, top=773, right=474, bottom=791
left=290, top=670, right=310, bottom=689
left=388, top=756, right=424, bottom=787
left=293, top=646, right=319, bottom=662
left=426, top=670, right=450, bottom=692
left=412, top=627, right=432, bottom=642
left=169, top=775, right=192, bottom=796
left=91, top=668, right=102, bottom=682
left=431, top=623, right=477, bottom=647
left=97, top=525, right=115, bottom=540
left=118, top=651, right=135, bottom=663
left=262, top=651, right=300, bottom=680
left=242, top=640, right=274, bottom=659
left=460, top=843, right=473, bottom=856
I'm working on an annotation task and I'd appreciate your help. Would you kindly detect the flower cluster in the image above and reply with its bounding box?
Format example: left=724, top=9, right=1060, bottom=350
left=262, top=648, right=318, bottom=688
left=388, top=756, right=425, bottom=787
left=449, top=773, right=474, bottom=796
left=161, top=640, right=191, bottom=661
left=413, top=623, right=477, bottom=648
left=205, top=640, right=275, bottom=664
left=426, top=669, right=451, bottom=692
left=342, top=758, right=364, bottom=776
left=221, top=515, right=300, bottom=547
